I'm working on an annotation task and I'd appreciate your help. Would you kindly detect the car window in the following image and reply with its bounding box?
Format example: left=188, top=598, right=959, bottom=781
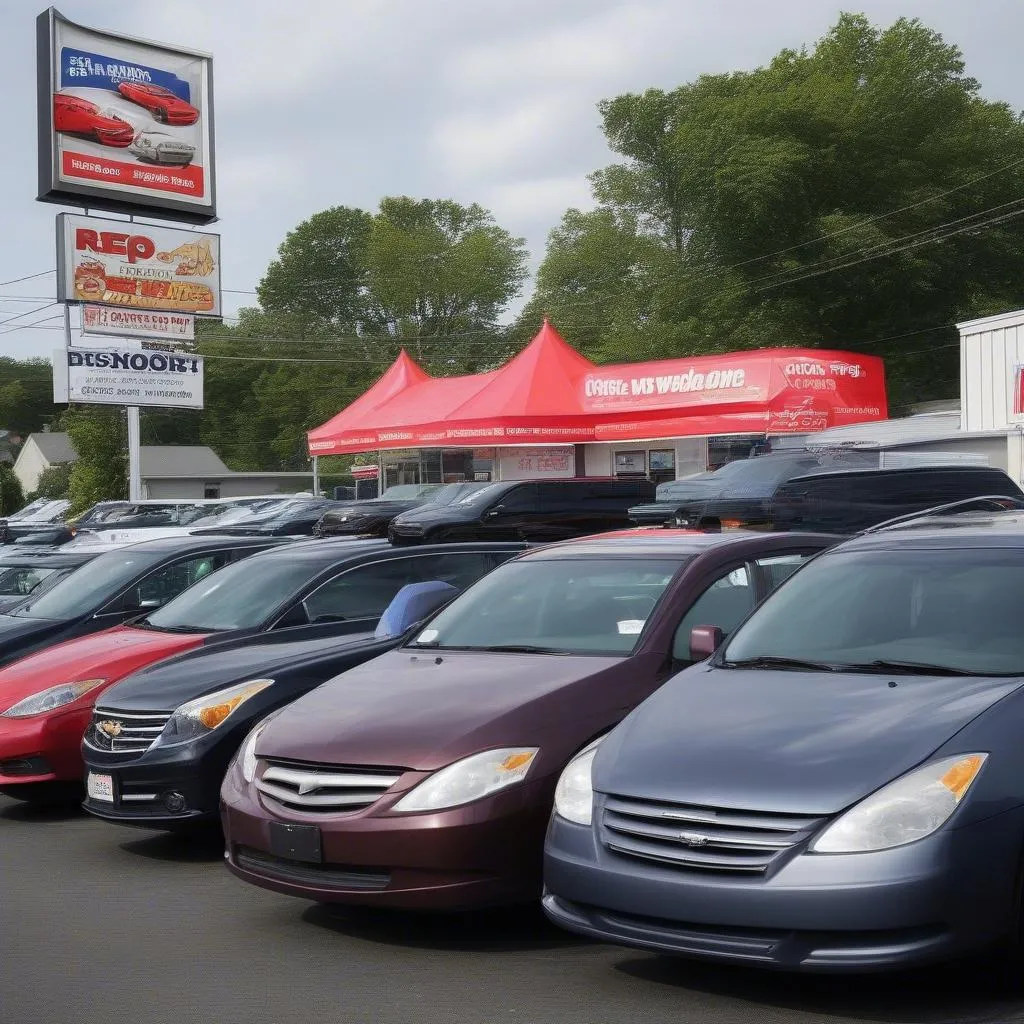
left=302, top=560, right=419, bottom=623
left=723, top=547, right=1024, bottom=676
left=672, top=566, right=755, bottom=660
left=409, top=557, right=687, bottom=655
left=0, top=566, right=60, bottom=596
left=102, top=553, right=231, bottom=615
left=755, top=553, right=814, bottom=589
left=489, top=484, right=537, bottom=513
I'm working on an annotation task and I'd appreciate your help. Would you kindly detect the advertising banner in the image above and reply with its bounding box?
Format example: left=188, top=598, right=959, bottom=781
left=57, top=213, right=221, bottom=316
left=37, top=7, right=216, bottom=222
left=498, top=446, right=575, bottom=480
left=82, top=303, right=195, bottom=341
left=53, top=346, right=204, bottom=409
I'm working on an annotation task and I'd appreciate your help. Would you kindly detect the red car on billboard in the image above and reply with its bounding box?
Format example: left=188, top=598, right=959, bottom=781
left=117, top=82, right=199, bottom=126
left=53, top=94, right=134, bottom=147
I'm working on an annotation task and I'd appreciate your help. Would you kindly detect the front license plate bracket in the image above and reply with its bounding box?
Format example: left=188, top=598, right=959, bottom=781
left=268, top=821, right=322, bottom=864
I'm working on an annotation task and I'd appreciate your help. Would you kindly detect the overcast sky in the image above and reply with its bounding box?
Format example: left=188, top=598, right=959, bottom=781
left=3, top=0, right=1023, bottom=361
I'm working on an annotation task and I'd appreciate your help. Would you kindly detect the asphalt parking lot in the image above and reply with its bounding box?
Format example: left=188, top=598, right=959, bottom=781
left=2, top=795, right=1024, bottom=1024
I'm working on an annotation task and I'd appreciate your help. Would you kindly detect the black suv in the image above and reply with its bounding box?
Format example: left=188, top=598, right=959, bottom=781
left=388, top=478, right=657, bottom=544
left=628, top=451, right=1023, bottom=533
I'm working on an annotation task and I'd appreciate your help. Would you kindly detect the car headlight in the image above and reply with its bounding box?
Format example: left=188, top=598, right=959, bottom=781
left=553, top=738, right=603, bottom=826
left=391, top=747, right=539, bottom=813
left=239, top=719, right=274, bottom=783
left=153, top=679, right=273, bottom=747
left=0, top=679, right=107, bottom=718
left=811, top=753, right=988, bottom=854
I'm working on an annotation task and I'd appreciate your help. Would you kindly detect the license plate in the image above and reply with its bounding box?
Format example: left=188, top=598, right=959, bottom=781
left=87, top=772, right=114, bottom=803
left=269, top=821, right=322, bottom=863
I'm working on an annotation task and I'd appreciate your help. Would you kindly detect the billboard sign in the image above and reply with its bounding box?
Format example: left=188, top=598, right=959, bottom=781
left=36, top=7, right=216, bottom=223
left=53, top=346, right=204, bottom=409
left=81, top=303, right=194, bottom=341
left=57, top=213, right=221, bottom=316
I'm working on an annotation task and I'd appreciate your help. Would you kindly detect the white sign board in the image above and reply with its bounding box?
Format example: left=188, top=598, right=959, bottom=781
left=82, top=304, right=194, bottom=341
left=56, top=212, right=221, bottom=316
left=498, top=446, right=575, bottom=481
left=53, top=346, right=204, bottom=409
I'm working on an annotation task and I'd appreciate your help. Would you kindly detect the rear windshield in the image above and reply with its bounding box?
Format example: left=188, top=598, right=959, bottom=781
left=408, top=557, right=686, bottom=655
left=723, top=547, right=1024, bottom=676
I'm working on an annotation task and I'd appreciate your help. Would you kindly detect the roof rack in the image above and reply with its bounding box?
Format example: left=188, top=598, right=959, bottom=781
left=861, top=495, right=1024, bottom=535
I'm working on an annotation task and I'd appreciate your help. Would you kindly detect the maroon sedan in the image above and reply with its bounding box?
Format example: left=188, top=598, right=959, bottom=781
left=221, top=529, right=838, bottom=910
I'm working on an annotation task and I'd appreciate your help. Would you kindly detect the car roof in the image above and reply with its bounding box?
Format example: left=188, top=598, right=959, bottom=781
left=786, top=465, right=1014, bottom=484
left=516, top=528, right=833, bottom=559
left=107, top=534, right=294, bottom=555
left=0, top=550, right=96, bottom=567
left=831, top=509, right=1024, bottom=550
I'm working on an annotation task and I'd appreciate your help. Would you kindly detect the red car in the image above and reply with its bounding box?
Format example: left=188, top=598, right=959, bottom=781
left=53, top=94, right=135, bottom=147
left=117, top=82, right=199, bottom=125
left=0, top=626, right=211, bottom=803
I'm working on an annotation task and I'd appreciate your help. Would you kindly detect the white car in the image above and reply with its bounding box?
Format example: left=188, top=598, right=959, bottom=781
left=129, top=130, right=195, bottom=166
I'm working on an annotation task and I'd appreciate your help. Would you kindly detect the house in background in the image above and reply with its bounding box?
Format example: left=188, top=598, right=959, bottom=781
left=13, top=433, right=314, bottom=499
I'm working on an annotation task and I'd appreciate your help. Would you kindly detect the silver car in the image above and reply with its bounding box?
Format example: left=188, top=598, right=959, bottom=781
left=130, top=131, right=195, bottom=166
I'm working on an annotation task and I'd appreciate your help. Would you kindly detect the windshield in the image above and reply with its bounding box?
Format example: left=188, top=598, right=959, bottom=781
left=0, top=566, right=61, bottom=596
left=453, top=482, right=512, bottom=506
left=723, top=548, right=1024, bottom=676
left=426, top=482, right=489, bottom=505
left=146, top=556, right=318, bottom=631
left=15, top=550, right=162, bottom=619
left=408, top=557, right=686, bottom=655
left=379, top=484, right=442, bottom=500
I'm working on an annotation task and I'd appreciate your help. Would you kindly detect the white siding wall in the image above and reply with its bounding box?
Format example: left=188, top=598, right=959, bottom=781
left=12, top=440, right=50, bottom=494
left=959, top=309, right=1024, bottom=432
left=582, top=438, right=708, bottom=479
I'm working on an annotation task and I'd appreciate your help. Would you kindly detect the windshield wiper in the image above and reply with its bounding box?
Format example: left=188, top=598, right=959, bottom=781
left=836, top=659, right=981, bottom=677
left=475, top=644, right=569, bottom=655
left=722, top=656, right=843, bottom=672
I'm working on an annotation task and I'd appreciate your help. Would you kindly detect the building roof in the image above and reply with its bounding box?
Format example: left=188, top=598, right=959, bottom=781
left=28, top=432, right=77, bottom=465
left=139, top=446, right=230, bottom=478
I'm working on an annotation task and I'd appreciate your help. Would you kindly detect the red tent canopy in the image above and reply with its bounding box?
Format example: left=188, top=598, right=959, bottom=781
left=307, top=322, right=888, bottom=456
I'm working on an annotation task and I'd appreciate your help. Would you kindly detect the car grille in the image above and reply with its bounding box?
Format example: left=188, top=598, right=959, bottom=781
left=85, top=709, right=171, bottom=757
left=256, top=759, right=403, bottom=812
left=601, top=794, right=827, bottom=875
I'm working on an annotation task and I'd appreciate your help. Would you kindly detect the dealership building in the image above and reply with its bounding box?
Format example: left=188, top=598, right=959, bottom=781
left=307, top=321, right=889, bottom=488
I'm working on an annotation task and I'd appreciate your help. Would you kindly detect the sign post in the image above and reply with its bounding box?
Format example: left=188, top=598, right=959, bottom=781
left=127, top=405, right=142, bottom=500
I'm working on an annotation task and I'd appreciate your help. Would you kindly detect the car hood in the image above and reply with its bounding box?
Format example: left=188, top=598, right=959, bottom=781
left=100, top=629, right=381, bottom=712
left=321, top=501, right=418, bottom=524
left=393, top=504, right=478, bottom=528
left=0, top=612, right=65, bottom=650
left=597, top=666, right=1024, bottom=815
left=0, top=625, right=211, bottom=711
left=259, top=648, right=623, bottom=771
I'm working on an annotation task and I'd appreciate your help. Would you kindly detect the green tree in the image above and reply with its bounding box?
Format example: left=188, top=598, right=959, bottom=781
left=64, top=407, right=126, bottom=513
left=31, top=462, right=73, bottom=501
left=527, top=13, right=1024, bottom=408
left=0, top=465, right=24, bottom=516
left=0, top=358, right=61, bottom=435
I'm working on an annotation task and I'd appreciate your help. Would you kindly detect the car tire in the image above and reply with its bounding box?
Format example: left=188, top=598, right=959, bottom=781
left=0, top=781, right=82, bottom=806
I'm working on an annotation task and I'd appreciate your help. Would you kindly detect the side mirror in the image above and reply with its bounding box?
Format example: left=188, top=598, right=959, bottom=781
left=374, top=580, right=460, bottom=639
left=689, top=625, right=724, bottom=661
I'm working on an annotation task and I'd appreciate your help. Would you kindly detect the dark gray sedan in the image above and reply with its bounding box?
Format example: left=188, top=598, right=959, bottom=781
left=543, top=504, right=1024, bottom=972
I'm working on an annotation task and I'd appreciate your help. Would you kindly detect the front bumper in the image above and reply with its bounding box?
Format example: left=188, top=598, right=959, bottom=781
left=0, top=707, right=92, bottom=786
left=542, top=808, right=1024, bottom=972
left=82, top=740, right=231, bottom=829
left=220, top=768, right=552, bottom=910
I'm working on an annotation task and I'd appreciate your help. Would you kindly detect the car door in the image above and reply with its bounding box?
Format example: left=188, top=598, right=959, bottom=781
left=668, top=549, right=821, bottom=670
left=480, top=484, right=538, bottom=540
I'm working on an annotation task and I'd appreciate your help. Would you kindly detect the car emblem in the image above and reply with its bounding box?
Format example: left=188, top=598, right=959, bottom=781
left=98, top=720, right=123, bottom=738
left=296, top=775, right=321, bottom=796
left=678, top=832, right=710, bottom=847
